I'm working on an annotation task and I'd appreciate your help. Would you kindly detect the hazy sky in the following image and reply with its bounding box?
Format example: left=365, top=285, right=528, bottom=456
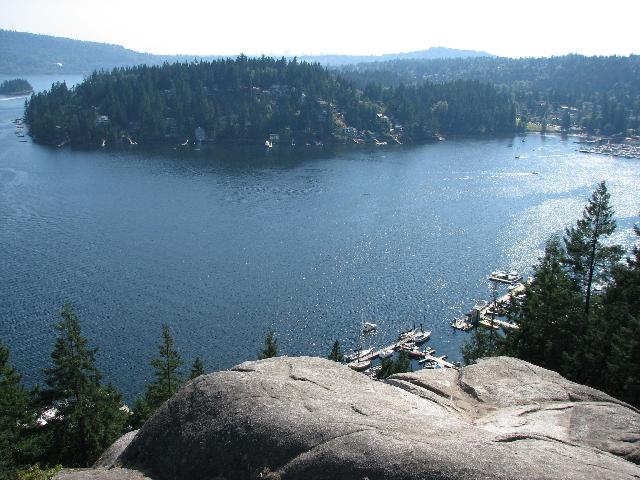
left=1, top=0, right=638, bottom=57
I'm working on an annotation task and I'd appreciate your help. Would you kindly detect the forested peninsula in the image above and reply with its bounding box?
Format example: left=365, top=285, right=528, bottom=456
left=24, top=56, right=516, bottom=147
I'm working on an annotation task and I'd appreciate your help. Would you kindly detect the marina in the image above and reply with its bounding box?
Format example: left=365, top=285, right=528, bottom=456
left=346, top=325, right=454, bottom=373
left=577, top=141, right=640, bottom=159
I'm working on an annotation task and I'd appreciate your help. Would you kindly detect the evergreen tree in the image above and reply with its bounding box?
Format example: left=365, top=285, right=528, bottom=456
left=0, top=344, right=33, bottom=480
left=189, top=357, right=205, bottom=380
left=132, top=324, right=183, bottom=428
left=585, top=223, right=640, bottom=405
left=258, top=329, right=278, bottom=359
left=502, top=237, right=583, bottom=376
left=327, top=340, right=344, bottom=362
left=376, top=350, right=411, bottom=379
left=461, top=325, right=500, bottom=365
left=42, top=304, right=126, bottom=467
left=563, top=181, right=623, bottom=317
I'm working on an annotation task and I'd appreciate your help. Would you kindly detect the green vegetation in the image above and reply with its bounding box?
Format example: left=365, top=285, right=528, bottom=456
left=376, top=350, right=411, bottom=379
left=189, top=357, right=205, bottom=380
left=328, top=340, right=344, bottom=362
left=16, top=464, right=61, bottom=480
left=563, top=181, right=623, bottom=316
left=24, top=56, right=515, bottom=147
left=258, top=329, right=278, bottom=360
left=0, top=78, right=33, bottom=95
left=341, top=55, right=640, bottom=136
left=0, top=344, right=34, bottom=479
left=463, top=181, right=640, bottom=407
left=131, top=324, right=183, bottom=428
left=41, top=304, right=127, bottom=467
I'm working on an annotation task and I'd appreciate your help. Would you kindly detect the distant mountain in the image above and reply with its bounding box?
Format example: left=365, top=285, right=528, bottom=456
left=299, top=47, right=495, bottom=66
left=0, top=30, right=218, bottom=74
left=0, top=29, right=494, bottom=74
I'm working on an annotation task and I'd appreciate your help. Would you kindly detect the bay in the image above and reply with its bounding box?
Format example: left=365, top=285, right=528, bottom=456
left=1, top=75, right=639, bottom=401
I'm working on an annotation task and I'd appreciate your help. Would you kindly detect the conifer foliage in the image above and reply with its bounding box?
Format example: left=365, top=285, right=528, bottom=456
left=258, top=329, right=278, bottom=360
left=131, top=324, right=183, bottom=428
left=42, top=304, right=126, bottom=467
left=462, top=182, right=640, bottom=407
left=0, top=344, right=33, bottom=479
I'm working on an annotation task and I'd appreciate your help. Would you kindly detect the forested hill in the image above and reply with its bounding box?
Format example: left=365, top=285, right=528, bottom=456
left=24, top=57, right=516, bottom=147
left=0, top=30, right=167, bottom=74
left=0, top=29, right=492, bottom=74
left=340, top=55, right=640, bottom=135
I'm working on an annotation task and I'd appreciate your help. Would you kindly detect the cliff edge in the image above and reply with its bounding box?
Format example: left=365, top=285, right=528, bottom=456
left=57, top=356, right=640, bottom=479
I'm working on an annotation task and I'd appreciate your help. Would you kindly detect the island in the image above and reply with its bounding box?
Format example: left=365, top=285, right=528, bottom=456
left=0, top=78, right=33, bottom=96
left=23, top=56, right=515, bottom=147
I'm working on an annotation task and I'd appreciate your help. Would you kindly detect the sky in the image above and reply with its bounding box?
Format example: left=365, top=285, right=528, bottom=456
left=1, top=0, right=638, bottom=58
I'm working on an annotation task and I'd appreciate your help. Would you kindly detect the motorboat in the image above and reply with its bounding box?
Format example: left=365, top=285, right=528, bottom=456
left=413, top=330, right=431, bottom=344
left=451, top=317, right=474, bottom=331
left=348, top=359, right=371, bottom=371
left=363, top=322, right=377, bottom=334
left=344, top=347, right=373, bottom=362
left=347, top=360, right=371, bottom=372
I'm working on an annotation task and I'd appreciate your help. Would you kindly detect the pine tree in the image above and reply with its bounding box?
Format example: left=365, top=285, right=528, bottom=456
left=0, top=344, right=32, bottom=480
left=42, top=304, right=126, bottom=467
left=189, top=357, right=205, bottom=380
left=503, top=237, right=583, bottom=376
left=327, top=340, right=344, bottom=362
left=461, top=325, right=499, bottom=365
left=563, top=181, right=623, bottom=317
left=376, top=350, right=411, bottom=379
left=131, top=324, right=183, bottom=428
left=588, top=223, right=640, bottom=405
left=258, top=329, right=278, bottom=359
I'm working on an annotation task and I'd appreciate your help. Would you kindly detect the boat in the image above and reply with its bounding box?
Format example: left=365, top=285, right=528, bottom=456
left=398, top=328, right=418, bottom=341
left=344, top=347, right=373, bottom=362
left=363, top=322, right=377, bottom=334
left=348, top=359, right=371, bottom=371
left=489, top=270, right=521, bottom=284
left=451, top=317, right=474, bottom=331
left=405, top=347, right=427, bottom=360
left=419, top=359, right=442, bottom=369
left=413, top=330, right=431, bottom=344
left=264, top=139, right=273, bottom=149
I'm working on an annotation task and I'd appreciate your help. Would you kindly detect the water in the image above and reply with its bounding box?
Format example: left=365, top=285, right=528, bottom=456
left=1, top=75, right=639, bottom=401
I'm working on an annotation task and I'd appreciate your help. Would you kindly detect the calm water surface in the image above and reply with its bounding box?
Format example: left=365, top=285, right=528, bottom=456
left=1, top=75, right=639, bottom=400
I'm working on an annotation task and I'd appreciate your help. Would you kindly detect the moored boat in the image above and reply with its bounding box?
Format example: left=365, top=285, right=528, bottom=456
left=413, top=330, right=431, bottom=344
left=344, top=347, right=373, bottom=362
left=348, top=359, right=371, bottom=371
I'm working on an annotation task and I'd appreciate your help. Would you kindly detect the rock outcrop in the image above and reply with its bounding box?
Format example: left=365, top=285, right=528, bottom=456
left=58, top=356, right=640, bottom=480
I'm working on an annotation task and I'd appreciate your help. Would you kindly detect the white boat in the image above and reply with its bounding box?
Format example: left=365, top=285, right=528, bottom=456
left=413, top=330, right=431, bottom=344
left=398, top=328, right=418, bottom=340
left=363, top=322, right=377, bottom=333
left=489, top=270, right=521, bottom=284
left=451, top=317, right=474, bottom=331
left=344, top=347, right=373, bottom=362
left=264, top=139, right=273, bottom=149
